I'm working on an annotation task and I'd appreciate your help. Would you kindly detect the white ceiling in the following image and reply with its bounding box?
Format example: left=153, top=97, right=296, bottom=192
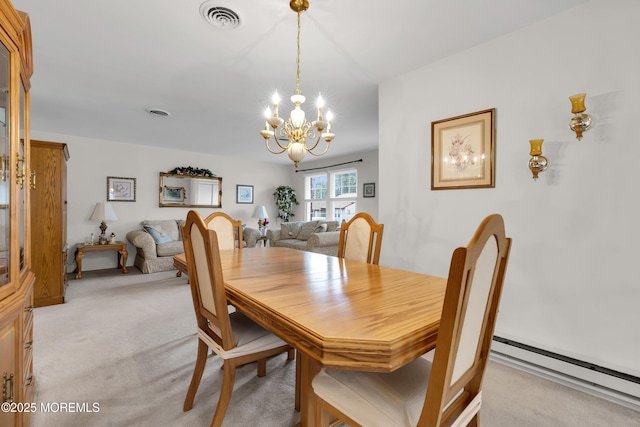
left=13, top=0, right=586, bottom=166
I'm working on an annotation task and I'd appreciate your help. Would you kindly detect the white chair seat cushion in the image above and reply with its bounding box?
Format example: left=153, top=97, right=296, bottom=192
left=200, top=311, right=287, bottom=359
left=312, top=356, right=432, bottom=427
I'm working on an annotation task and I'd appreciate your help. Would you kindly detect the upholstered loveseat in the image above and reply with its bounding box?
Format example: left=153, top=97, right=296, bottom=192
left=126, top=219, right=261, bottom=273
left=266, top=220, right=340, bottom=256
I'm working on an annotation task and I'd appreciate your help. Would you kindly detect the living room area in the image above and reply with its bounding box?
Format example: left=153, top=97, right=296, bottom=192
left=46, top=138, right=379, bottom=274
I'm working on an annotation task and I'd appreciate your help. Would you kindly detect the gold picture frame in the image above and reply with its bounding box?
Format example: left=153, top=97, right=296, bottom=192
left=431, top=108, right=495, bottom=190
left=107, top=176, right=137, bottom=201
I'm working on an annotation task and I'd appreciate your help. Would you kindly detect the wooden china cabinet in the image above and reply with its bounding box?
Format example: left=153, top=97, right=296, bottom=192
left=0, top=1, right=35, bottom=426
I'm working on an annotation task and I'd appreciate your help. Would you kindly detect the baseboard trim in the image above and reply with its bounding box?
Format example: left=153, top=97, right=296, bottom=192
left=490, top=336, right=640, bottom=412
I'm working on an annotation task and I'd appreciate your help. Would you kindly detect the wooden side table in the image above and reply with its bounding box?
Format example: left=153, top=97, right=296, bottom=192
left=256, top=236, right=268, bottom=247
left=74, top=241, right=129, bottom=279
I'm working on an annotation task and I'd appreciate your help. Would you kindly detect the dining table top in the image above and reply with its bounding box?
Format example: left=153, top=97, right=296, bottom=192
left=175, top=246, right=448, bottom=372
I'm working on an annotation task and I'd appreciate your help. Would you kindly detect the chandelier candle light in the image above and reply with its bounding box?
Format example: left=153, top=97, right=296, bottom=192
left=259, top=0, right=335, bottom=168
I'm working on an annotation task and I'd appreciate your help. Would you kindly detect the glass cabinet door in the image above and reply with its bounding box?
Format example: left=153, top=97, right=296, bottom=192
left=0, top=40, right=9, bottom=286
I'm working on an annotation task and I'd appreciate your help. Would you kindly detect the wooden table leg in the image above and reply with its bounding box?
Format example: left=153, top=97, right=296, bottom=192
left=118, top=248, right=128, bottom=274
left=74, top=250, right=84, bottom=279
left=297, top=352, right=321, bottom=427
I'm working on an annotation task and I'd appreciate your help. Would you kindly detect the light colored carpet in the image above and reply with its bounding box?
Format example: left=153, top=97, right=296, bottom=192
left=30, top=269, right=640, bottom=426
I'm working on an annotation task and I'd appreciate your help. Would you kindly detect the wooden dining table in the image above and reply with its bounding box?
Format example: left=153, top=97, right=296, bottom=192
left=174, top=247, right=448, bottom=426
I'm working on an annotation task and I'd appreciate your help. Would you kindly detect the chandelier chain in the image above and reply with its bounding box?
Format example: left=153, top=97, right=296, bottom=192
left=295, top=11, right=302, bottom=95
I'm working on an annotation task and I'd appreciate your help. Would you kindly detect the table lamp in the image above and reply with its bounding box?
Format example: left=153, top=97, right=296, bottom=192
left=90, top=202, right=118, bottom=244
left=252, top=205, right=269, bottom=235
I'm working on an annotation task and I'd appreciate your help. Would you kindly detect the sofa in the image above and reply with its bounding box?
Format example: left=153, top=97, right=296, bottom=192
left=126, top=219, right=261, bottom=273
left=266, top=220, right=341, bottom=256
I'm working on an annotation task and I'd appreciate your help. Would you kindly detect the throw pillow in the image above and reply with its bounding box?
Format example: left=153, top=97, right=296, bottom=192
left=314, top=223, right=328, bottom=233
left=280, top=222, right=302, bottom=240
left=297, top=220, right=319, bottom=241
left=143, top=225, right=173, bottom=244
left=142, top=219, right=181, bottom=241
left=326, top=221, right=339, bottom=232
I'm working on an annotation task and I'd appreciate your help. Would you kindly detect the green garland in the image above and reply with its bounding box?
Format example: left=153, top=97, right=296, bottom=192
left=167, top=166, right=216, bottom=177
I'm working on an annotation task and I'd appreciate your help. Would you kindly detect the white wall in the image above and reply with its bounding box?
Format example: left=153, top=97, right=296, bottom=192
left=30, top=130, right=291, bottom=273
left=288, top=149, right=379, bottom=222
left=379, top=0, right=639, bottom=377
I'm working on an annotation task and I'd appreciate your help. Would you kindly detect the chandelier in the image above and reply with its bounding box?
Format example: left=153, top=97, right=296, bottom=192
left=259, top=0, right=334, bottom=168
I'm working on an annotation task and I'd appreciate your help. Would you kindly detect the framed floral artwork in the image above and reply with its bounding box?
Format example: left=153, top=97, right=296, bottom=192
left=107, top=176, right=136, bottom=201
left=431, top=108, right=495, bottom=190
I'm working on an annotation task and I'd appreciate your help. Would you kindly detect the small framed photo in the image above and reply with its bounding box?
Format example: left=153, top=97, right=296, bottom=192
left=431, top=108, right=495, bottom=190
left=236, top=184, right=254, bottom=204
left=162, top=186, right=185, bottom=203
left=363, top=182, right=375, bottom=198
left=107, top=176, right=136, bottom=202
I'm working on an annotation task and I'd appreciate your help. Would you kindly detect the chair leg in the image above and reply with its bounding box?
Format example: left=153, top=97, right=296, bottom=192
left=257, top=358, right=267, bottom=377
left=183, top=339, right=209, bottom=411
left=315, top=400, right=332, bottom=427
left=210, top=359, right=237, bottom=427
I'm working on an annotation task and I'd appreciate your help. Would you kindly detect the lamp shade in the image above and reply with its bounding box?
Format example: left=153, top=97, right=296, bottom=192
left=252, top=205, right=269, bottom=219
left=90, top=202, right=118, bottom=221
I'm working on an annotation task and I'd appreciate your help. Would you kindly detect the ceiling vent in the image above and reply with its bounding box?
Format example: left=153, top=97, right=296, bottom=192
left=200, top=2, right=241, bottom=30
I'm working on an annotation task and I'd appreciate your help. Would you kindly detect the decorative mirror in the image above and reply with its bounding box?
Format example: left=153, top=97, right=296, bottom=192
left=159, top=168, right=222, bottom=208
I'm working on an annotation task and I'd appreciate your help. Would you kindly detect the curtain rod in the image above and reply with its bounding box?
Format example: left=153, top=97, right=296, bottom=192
left=295, top=159, right=363, bottom=172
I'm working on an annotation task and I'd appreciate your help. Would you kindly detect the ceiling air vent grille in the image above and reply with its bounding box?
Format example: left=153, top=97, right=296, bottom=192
left=200, top=2, right=241, bottom=30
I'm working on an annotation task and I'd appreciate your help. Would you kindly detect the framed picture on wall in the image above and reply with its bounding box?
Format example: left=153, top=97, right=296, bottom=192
left=162, top=186, right=185, bottom=203
left=363, top=182, right=375, bottom=198
left=431, top=108, right=495, bottom=190
left=107, top=176, right=136, bottom=202
left=236, top=184, right=254, bottom=204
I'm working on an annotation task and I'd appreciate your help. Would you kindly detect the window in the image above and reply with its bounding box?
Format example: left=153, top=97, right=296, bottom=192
left=304, top=169, right=357, bottom=222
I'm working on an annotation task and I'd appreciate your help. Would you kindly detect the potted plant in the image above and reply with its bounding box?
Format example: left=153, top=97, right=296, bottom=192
left=273, top=185, right=299, bottom=222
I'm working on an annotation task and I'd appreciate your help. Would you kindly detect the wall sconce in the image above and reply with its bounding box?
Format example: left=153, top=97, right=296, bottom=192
left=528, top=139, right=548, bottom=180
left=569, top=93, right=592, bottom=140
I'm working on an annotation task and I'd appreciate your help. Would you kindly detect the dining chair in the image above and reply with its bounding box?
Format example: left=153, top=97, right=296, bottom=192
left=337, top=212, right=384, bottom=264
left=182, top=210, right=295, bottom=427
left=312, top=214, right=512, bottom=427
left=203, top=211, right=243, bottom=250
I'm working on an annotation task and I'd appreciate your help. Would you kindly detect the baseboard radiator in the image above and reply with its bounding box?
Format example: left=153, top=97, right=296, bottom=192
left=490, top=336, right=640, bottom=411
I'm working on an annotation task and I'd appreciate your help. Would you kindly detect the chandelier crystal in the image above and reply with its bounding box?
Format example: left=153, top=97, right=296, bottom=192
left=259, top=0, right=335, bottom=168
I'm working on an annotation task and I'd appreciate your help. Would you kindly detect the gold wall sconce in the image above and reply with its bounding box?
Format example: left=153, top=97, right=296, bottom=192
left=569, top=93, right=592, bottom=140
left=528, top=139, right=548, bottom=180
